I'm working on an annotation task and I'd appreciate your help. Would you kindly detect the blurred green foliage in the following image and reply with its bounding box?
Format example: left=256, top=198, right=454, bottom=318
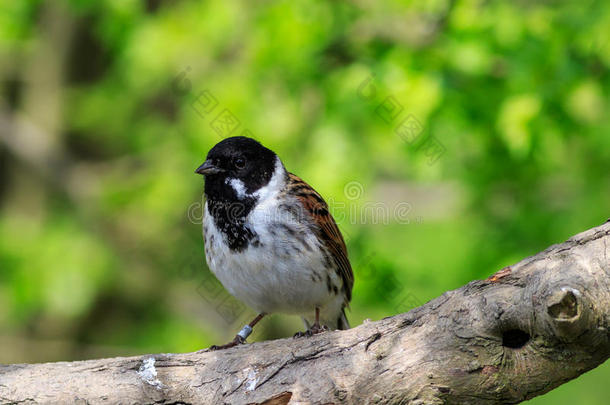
left=0, top=0, right=609, bottom=403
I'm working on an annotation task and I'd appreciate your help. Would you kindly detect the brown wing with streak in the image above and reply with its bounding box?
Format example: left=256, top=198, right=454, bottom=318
left=287, top=173, right=353, bottom=303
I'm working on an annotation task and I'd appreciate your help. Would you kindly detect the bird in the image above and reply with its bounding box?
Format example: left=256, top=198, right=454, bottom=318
left=195, top=136, right=353, bottom=349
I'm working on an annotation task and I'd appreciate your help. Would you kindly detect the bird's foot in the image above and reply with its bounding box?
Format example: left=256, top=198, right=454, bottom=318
left=208, top=335, right=246, bottom=351
left=293, top=323, right=329, bottom=338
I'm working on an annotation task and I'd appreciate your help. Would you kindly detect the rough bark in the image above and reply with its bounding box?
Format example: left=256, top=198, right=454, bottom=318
left=1, top=221, right=609, bottom=405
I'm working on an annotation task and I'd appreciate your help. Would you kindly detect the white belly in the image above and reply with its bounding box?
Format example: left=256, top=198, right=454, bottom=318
left=203, top=202, right=342, bottom=317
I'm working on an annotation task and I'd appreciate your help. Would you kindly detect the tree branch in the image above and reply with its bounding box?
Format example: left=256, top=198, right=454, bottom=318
left=1, top=221, right=609, bottom=404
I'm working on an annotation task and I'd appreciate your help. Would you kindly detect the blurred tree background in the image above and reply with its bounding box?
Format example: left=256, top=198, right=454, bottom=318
left=0, top=0, right=609, bottom=403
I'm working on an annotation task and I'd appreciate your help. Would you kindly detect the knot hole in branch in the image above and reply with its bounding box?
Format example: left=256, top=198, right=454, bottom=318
left=502, top=329, right=530, bottom=349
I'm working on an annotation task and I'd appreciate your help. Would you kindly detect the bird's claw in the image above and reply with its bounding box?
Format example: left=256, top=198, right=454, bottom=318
left=208, top=335, right=246, bottom=351
left=293, top=323, right=329, bottom=338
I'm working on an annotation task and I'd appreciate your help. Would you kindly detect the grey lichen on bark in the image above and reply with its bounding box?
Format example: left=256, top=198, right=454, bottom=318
left=0, top=221, right=609, bottom=404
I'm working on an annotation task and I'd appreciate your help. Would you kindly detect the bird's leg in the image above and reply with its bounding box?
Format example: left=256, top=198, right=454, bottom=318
left=208, top=313, right=265, bottom=351
left=294, top=307, right=329, bottom=338
left=311, top=306, right=323, bottom=332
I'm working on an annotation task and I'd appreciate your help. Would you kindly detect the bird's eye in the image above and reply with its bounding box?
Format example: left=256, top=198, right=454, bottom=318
left=234, top=157, right=246, bottom=169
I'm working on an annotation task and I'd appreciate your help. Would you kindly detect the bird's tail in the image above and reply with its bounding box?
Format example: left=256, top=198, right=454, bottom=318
left=337, top=307, right=350, bottom=330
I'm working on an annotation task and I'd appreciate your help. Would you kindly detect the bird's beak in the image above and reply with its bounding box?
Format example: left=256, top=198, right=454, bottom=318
left=195, top=160, right=224, bottom=175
